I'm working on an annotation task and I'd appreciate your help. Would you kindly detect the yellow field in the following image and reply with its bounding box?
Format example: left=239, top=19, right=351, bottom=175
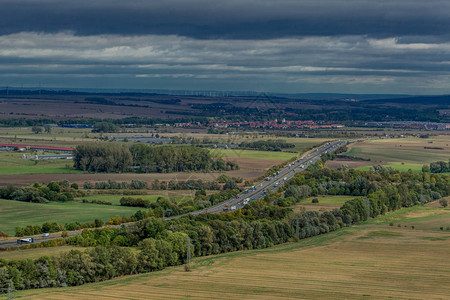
left=10, top=205, right=450, bottom=300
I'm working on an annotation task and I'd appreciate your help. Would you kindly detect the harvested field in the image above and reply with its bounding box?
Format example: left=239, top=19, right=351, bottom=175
left=343, top=135, right=450, bottom=165
left=326, top=157, right=384, bottom=169
left=13, top=206, right=450, bottom=299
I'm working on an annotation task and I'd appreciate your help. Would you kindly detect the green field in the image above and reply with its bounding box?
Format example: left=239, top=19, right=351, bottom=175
left=284, top=137, right=331, bottom=153
left=10, top=205, right=450, bottom=299
left=0, top=246, right=86, bottom=261
left=293, top=195, right=355, bottom=212
left=305, top=195, right=354, bottom=204
left=81, top=194, right=193, bottom=205
left=0, top=199, right=145, bottom=236
left=356, top=163, right=424, bottom=172
left=0, top=126, right=97, bottom=140
left=0, top=152, right=80, bottom=175
left=211, top=148, right=297, bottom=160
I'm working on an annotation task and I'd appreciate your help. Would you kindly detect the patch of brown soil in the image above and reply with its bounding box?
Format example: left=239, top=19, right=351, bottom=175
left=326, top=158, right=385, bottom=169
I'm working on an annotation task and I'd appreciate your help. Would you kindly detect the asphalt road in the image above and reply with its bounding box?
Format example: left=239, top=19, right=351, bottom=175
left=0, top=140, right=346, bottom=249
left=170, top=140, right=346, bottom=218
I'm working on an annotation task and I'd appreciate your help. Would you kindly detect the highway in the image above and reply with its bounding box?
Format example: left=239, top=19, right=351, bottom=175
left=0, top=140, right=346, bottom=249
left=170, top=140, right=346, bottom=218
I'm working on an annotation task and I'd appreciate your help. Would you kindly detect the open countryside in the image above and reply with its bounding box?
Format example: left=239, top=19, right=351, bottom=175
left=10, top=205, right=450, bottom=299
left=1, top=1, right=450, bottom=298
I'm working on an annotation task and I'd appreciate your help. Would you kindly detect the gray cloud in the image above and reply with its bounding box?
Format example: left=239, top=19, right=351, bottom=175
left=0, top=32, right=449, bottom=94
left=0, top=0, right=449, bottom=39
left=0, top=1, right=449, bottom=94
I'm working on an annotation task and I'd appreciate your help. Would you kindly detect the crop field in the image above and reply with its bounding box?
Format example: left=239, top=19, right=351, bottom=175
left=343, top=135, right=450, bottom=165
left=0, top=246, right=85, bottom=261
left=80, top=194, right=193, bottom=205
left=292, top=195, right=355, bottom=212
left=10, top=205, right=449, bottom=299
left=0, top=199, right=144, bottom=236
left=211, top=148, right=297, bottom=160
left=0, top=126, right=97, bottom=140
left=0, top=152, right=80, bottom=175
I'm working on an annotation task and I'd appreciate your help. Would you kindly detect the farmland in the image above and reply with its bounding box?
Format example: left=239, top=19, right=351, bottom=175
left=0, top=246, right=85, bottom=261
left=0, top=199, right=145, bottom=236
left=80, top=194, right=193, bottom=205
left=0, top=152, right=79, bottom=175
left=292, top=195, right=355, bottom=212
left=343, top=135, right=450, bottom=165
left=10, top=205, right=450, bottom=299
left=212, top=148, right=297, bottom=161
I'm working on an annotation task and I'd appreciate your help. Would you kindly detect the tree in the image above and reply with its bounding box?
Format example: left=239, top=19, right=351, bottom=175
left=32, top=126, right=43, bottom=134
left=439, top=198, right=448, bottom=208
left=92, top=122, right=118, bottom=133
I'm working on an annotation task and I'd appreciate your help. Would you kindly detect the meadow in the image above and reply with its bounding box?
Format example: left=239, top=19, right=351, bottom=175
left=292, top=195, right=355, bottom=212
left=9, top=204, right=449, bottom=299
left=80, top=194, right=193, bottom=205
left=0, top=152, right=80, bottom=175
left=0, top=199, right=145, bottom=236
left=0, top=246, right=85, bottom=261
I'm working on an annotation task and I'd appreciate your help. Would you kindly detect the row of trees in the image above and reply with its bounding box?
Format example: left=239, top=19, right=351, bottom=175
left=0, top=182, right=82, bottom=204
left=83, top=180, right=147, bottom=190
left=239, top=139, right=295, bottom=151
left=82, top=179, right=223, bottom=191
left=73, top=143, right=239, bottom=173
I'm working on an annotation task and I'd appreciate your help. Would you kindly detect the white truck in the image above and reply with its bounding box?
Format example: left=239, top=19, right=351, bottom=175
left=17, top=237, right=34, bottom=245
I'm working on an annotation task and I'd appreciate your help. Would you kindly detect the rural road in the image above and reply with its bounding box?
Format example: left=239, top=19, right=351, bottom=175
left=0, top=140, right=346, bottom=249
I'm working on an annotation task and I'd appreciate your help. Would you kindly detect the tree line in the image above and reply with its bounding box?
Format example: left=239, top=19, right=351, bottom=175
left=239, top=139, right=295, bottom=151
left=0, top=181, right=82, bottom=204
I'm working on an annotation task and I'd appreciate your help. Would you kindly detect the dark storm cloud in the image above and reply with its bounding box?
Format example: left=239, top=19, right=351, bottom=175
left=0, top=0, right=449, bottom=39
left=0, top=1, right=449, bottom=94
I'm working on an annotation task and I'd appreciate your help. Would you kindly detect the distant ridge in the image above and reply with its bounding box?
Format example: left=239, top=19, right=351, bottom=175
left=0, top=87, right=414, bottom=100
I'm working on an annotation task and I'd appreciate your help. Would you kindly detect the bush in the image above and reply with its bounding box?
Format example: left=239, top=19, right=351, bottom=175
left=312, top=198, right=319, bottom=204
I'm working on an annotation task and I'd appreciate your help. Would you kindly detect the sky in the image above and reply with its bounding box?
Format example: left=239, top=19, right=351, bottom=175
left=0, top=0, right=449, bottom=95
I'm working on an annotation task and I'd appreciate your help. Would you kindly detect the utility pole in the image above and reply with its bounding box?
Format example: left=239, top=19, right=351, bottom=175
left=364, top=198, right=371, bottom=221
left=7, top=280, right=14, bottom=300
